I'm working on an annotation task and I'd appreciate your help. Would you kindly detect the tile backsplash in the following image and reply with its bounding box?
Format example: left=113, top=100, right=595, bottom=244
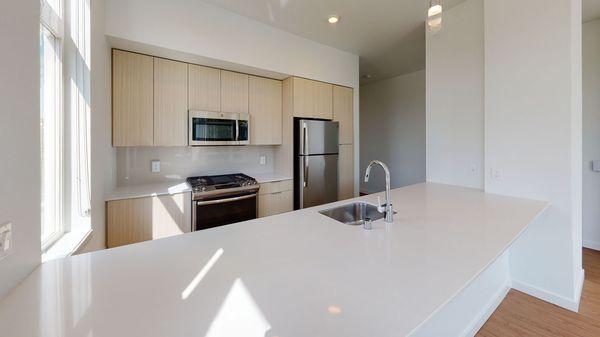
left=117, top=146, right=275, bottom=186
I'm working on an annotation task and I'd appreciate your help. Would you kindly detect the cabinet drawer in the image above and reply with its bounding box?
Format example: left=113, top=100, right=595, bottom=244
left=258, top=190, right=293, bottom=218
left=259, top=179, right=293, bottom=195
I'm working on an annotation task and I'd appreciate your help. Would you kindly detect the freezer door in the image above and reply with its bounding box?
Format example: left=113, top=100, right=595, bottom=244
left=299, top=120, right=339, bottom=155
left=298, top=154, right=339, bottom=208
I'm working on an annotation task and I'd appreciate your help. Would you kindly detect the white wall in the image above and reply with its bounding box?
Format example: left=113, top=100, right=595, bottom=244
left=0, top=1, right=41, bottom=299
left=116, top=147, right=275, bottom=186
left=80, top=0, right=116, bottom=252
left=104, top=0, right=361, bottom=192
left=426, top=0, right=484, bottom=189
left=360, top=70, right=426, bottom=194
left=583, top=19, right=600, bottom=250
left=484, top=0, right=583, bottom=309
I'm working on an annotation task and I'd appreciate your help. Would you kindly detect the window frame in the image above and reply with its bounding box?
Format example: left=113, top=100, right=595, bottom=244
left=40, top=0, right=65, bottom=251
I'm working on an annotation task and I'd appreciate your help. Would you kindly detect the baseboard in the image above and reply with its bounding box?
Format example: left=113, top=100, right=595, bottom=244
left=511, top=268, right=585, bottom=312
left=461, top=282, right=510, bottom=337
left=583, top=240, right=600, bottom=251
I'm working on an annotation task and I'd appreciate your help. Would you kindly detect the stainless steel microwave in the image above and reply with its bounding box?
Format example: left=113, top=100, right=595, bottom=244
left=188, top=110, right=249, bottom=146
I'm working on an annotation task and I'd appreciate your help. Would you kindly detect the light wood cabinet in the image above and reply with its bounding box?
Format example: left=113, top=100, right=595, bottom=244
left=221, top=70, right=249, bottom=114
left=339, top=144, right=354, bottom=200
left=249, top=76, right=282, bottom=145
left=107, top=193, right=192, bottom=248
left=292, top=77, right=315, bottom=118
left=313, top=81, right=333, bottom=120
left=292, top=77, right=333, bottom=120
left=112, top=50, right=154, bottom=146
left=188, top=64, right=221, bottom=112
left=333, top=85, right=354, bottom=145
left=154, top=58, right=188, bottom=146
left=258, top=180, right=293, bottom=217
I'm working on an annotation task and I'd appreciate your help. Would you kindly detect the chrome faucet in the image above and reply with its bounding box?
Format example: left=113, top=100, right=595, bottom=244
left=364, top=160, right=394, bottom=223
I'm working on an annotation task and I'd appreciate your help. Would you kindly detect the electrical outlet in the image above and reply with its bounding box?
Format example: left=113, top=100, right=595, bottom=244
left=259, top=155, right=267, bottom=166
left=490, top=168, right=503, bottom=181
left=151, top=160, right=161, bottom=173
left=593, top=160, right=600, bottom=172
left=0, top=222, right=13, bottom=261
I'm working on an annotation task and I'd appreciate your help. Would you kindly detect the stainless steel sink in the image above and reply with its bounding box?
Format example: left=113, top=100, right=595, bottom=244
left=319, top=202, right=385, bottom=226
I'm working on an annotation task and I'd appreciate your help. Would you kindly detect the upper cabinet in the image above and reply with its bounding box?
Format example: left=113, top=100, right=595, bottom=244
left=249, top=76, right=282, bottom=145
left=292, top=77, right=315, bottom=118
left=313, top=81, right=333, bottom=120
left=221, top=70, right=249, bottom=114
left=292, top=77, right=333, bottom=120
left=154, top=58, right=188, bottom=146
left=333, top=85, right=354, bottom=145
left=188, top=64, right=221, bottom=112
left=112, top=50, right=154, bottom=147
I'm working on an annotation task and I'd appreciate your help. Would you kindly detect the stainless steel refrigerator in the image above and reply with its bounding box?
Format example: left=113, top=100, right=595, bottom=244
left=294, top=119, right=339, bottom=209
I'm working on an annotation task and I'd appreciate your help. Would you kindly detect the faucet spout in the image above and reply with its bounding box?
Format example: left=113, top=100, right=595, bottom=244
left=364, top=160, right=394, bottom=223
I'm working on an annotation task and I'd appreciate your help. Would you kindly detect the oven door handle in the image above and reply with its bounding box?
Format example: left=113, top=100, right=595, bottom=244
left=196, top=193, right=256, bottom=206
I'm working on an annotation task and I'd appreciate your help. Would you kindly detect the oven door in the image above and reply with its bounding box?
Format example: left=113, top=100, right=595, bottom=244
left=189, top=110, right=239, bottom=146
left=192, top=192, right=257, bottom=231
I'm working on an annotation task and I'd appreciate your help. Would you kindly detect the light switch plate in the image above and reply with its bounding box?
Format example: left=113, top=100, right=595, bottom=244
left=151, top=160, right=161, bottom=173
left=259, top=155, right=267, bottom=165
left=0, top=222, right=13, bottom=261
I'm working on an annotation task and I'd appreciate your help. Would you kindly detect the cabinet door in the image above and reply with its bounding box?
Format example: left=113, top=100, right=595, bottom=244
left=339, top=144, right=354, bottom=200
left=274, top=190, right=293, bottom=215
left=258, top=193, right=271, bottom=218
left=333, top=85, right=354, bottom=145
left=112, top=50, right=154, bottom=146
left=107, top=193, right=191, bottom=248
left=188, top=64, right=221, bottom=112
left=221, top=70, right=249, bottom=114
left=249, top=76, right=282, bottom=145
left=154, top=58, right=188, bottom=146
left=313, top=81, right=333, bottom=120
left=292, top=77, right=315, bottom=118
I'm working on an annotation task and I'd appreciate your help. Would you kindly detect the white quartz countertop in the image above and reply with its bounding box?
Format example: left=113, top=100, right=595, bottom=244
left=106, top=173, right=292, bottom=201
left=106, top=181, right=192, bottom=201
left=1, top=183, right=548, bottom=337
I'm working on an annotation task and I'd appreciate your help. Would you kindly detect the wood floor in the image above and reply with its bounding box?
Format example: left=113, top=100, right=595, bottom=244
left=476, top=248, right=600, bottom=336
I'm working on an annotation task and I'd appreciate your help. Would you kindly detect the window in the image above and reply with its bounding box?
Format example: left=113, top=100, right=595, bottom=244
left=40, top=0, right=64, bottom=250
left=40, top=0, right=92, bottom=256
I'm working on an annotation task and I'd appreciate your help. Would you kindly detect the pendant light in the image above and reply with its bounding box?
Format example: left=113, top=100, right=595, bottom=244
left=428, top=0, right=443, bottom=34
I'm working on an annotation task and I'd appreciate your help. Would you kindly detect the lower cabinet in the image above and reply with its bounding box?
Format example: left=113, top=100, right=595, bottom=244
left=258, top=180, right=293, bottom=218
left=107, top=193, right=192, bottom=248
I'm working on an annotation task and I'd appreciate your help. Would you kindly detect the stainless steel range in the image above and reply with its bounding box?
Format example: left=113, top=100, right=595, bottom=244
left=187, top=173, right=259, bottom=231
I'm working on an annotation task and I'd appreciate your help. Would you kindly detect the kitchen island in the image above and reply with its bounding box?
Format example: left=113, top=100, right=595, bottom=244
left=0, top=183, right=547, bottom=337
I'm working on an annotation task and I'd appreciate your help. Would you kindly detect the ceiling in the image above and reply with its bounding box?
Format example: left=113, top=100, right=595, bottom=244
left=202, top=0, right=466, bottom=84
left=584, top=0, right=600, bottom=23
left=203, top=0, right=599, bottom=85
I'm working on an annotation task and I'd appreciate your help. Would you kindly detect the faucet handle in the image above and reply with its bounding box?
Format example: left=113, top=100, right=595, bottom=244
left=377, top=196, right=385, bottom=213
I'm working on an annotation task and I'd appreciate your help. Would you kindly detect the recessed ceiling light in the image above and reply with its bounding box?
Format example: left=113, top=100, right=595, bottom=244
left=328, top=15, right=340, bottom=24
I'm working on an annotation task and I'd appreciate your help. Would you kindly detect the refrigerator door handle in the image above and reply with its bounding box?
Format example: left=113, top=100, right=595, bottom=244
left=303, top=156, right=309, bottom=187
left=302, top=122, right=308, bottom=155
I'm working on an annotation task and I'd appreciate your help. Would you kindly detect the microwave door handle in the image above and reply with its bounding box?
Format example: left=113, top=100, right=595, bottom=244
left=235, top=120, right=240, bottom=142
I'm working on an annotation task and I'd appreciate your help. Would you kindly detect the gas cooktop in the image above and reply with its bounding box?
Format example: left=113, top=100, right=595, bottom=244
left=186, top=173, right=258, bottom=200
